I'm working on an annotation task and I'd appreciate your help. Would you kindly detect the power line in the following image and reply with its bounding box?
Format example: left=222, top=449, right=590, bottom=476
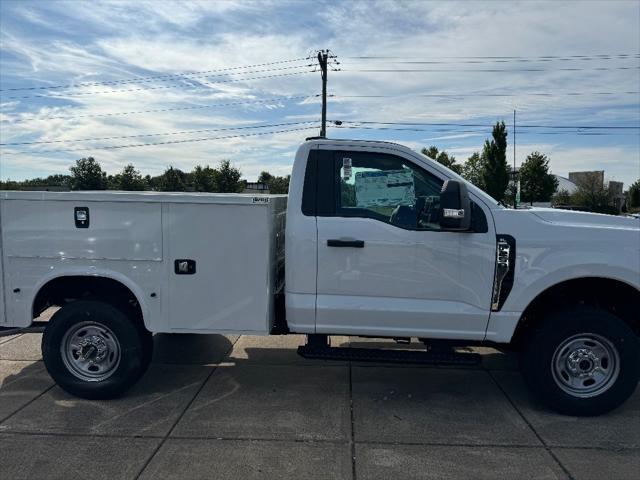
left=334, top=91, right=640, bottom=98
left=5, top=70, right=317, bottom=100
left=1, top=121, right=320, bottom=146
left=331, top=125, right=488, bottom=134
left=341, top=66, right=640, bottom=73
left=0, top=57, right=313, bottom=92
left=1, top=64, right=314, bottom=93
left=330, top=124, right=639, bottom=136
left=3, top=95, right=320, bottom=122
left=343, top=55, right=640, bottom=65
left=344, top=53, right=639, bottom=60
left=333, top=120, right=640, bottom=130
left=0, top=126, right=320, bottom=155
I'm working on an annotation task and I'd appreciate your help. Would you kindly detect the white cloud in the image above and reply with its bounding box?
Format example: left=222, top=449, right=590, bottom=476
left=1, top=0, right=638, bottom=186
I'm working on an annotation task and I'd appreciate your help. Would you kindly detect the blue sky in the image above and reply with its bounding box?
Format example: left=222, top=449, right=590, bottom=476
left=1, top=0, right=639, bottom=186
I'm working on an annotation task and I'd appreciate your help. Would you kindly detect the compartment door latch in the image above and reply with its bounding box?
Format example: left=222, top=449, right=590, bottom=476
left=174, top=259, right=196, bottom=275
left=74, top=207, right=90, bottom=228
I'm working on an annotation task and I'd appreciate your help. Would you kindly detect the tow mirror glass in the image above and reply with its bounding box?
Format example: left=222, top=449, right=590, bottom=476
left=439, top=180, right=471, bottom=231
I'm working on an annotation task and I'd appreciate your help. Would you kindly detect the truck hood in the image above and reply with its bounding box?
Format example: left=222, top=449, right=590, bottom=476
left=528, top=207, right=640, bottom=230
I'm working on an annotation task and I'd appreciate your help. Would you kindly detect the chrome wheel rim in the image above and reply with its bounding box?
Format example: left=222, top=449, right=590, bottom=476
left=61, top=321, right=121, bottom=382
left=551, top=333, right=620, bottom=398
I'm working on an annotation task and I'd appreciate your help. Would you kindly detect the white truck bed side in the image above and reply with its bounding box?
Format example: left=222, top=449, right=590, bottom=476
left=0, top=191, right=287, bottom=332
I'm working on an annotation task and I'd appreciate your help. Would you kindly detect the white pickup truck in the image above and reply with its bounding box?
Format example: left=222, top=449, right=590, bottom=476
left=1, top=138, right=639, bottom=416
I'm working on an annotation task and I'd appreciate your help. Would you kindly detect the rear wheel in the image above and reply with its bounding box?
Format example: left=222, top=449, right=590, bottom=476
left=42, top=300, right=153, bottom=399
left=520, top=305, right=640, bottom=416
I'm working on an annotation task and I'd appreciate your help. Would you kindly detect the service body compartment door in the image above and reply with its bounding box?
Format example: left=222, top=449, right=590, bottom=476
left=165, top=202, right=273, bottom=333
left=1, top=200, right=162, bottom=261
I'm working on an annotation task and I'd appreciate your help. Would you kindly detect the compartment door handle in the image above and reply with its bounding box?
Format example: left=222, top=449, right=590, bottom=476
left=327, top=239, right=365, bottom=248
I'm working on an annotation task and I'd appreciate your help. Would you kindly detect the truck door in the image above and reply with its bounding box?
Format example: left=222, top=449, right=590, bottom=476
left=315, top=148, right=495, bottom=340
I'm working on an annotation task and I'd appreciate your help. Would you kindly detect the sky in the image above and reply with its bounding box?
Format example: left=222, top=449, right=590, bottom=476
left=1, top=0, right=639, bottom=186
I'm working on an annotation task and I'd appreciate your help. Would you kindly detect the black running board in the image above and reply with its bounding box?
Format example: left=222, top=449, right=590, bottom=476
left=0, top=321, right=47, bottom=337
left=297, top=345, right=481, bottom=366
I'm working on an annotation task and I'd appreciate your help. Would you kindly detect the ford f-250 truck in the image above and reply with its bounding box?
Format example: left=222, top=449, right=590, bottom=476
left=1, top=138, right=639, bottom=416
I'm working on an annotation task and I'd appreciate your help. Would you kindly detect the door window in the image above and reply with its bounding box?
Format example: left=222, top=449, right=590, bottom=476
left=336, top=152, right=444, bottom=230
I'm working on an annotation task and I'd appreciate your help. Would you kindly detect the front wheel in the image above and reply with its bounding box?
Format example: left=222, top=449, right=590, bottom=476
left=42, top=300, right=153, bottom=399
left=520, top=305, right=639, bottom=416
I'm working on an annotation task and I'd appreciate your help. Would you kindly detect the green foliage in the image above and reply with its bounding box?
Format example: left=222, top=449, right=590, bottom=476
left=341, top=179, right=356, bottom=206
left=69, top=157, right=108, bottom=190
left=215, top=159, right=243, bottom=193
left=421, top=146, right=462, bottom=174
left=2, top=174, right=71, bottom=190
left=571, top=172, right=612, bottom=213
left=552, top=188, right=572, bottom=206
left=159, top=166, right=187, bottom=192
left=258, top=171, right=274, bottom=184
left=23, top=174, right=71, bottom=188
left=461, top=152, right=485, bottom=189
left=269, top=175, right=290, bottom=194
left=628, top=179, right=640, bottom=210
left=258, top=171, right=290, bottom=194
left=111, top=164, right=146, bottom=191
left=481, top=121, right=509, bottom=202
left=0, top=180, right=21, bottom=190
left=519, top=152, right=558, bottom=204
left=192, top=165, right=217, bottom=192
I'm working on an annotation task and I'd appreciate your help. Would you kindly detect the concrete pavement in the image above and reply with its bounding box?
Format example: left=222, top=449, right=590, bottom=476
left=0, top=332, right=638, bottom=480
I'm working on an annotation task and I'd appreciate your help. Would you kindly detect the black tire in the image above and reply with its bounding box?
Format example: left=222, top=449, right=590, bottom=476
left=42, top=300, right=153, bottom=400
left=520, top=305, right=640, bottom=416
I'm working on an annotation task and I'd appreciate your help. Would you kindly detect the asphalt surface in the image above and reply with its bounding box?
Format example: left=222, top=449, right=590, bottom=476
left=1, top=326, right=638, bottom=479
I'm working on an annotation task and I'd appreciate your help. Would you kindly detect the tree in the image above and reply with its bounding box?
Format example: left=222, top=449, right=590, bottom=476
left=628, top=179, right=640, bottom=211
left=214, top=159, right=243, bottom=193
left=421, top=146, right=462, bottom=174
left=192, top=165, right=217, bottom=192
left=572, top=171, right=610, bottom=213
left=258, top=171, right=274, bottom=185
left=552, top=189, right=572, bottom=206
left=22, top=174, right=71, bottom=189
left=69, top=157, right=107, bottom=190
left=461, top=152, right=485, bottom=189
left=0, top=179, right=20, bottom=190
left=519, top=152, right=558, bottom=204
left=269, top=175, right=290, bottom=194
left=258, top=171, right=290, bottom=194
left=159, top=166, right=187, bottom=192
left=112, top=164, right=146, bottom=191
left=481, top=121, right=509, bottom=202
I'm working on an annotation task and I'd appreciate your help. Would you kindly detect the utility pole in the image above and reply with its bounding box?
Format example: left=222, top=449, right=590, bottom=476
left=317, top=50, right=329, bottom=138
left=513, top=109, right=517, bottom=208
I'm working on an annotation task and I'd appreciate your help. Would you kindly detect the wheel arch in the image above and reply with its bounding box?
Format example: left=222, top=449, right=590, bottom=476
left=510, top=276, right=640, bottom=349
left=32, top=272, right=151, bottom=331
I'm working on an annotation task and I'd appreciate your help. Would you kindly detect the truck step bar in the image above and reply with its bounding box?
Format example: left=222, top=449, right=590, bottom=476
left=298, top=336, right=481, bottom=366
left=0, top=321, right=48, bottom=337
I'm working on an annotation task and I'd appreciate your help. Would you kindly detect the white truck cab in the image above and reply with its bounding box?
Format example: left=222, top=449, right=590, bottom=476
left=1, top=138, right=639, bottom=416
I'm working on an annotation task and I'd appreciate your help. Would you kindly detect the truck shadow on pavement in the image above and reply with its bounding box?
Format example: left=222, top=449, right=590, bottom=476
left=151, top=333, right=235, bottom=365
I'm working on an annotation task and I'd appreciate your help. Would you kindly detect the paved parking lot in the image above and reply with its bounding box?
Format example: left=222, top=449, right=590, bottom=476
left=1, top=329, right=639, bottom=480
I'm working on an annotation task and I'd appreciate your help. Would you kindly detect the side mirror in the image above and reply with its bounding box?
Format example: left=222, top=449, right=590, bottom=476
left=439, top=180, right=471, bottom=231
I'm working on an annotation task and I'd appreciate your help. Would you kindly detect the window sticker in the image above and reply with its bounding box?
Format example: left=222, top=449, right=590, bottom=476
left=342, top=157, right=352, bottom=180
left=354, top=169, right=415, bottom=207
